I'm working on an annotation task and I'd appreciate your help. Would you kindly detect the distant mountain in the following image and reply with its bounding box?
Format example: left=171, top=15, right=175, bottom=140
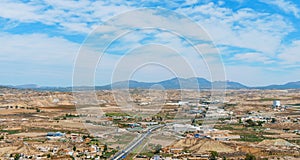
left=3, top=78, right=300, bottom=91
left=14, top=84, right=39, bottom=89
left=158, top=77, right=212, bottom=89
left=1, top=84, right=72, bottom=92
left=96, top=77, right=247, bottom=90
left=0, top=85, right=9, bottom=89
left=212, top=81, right=248, bottom=89
left=1, top=84, right=40, bottom=89
left=257, top=81, right=300, bottom=89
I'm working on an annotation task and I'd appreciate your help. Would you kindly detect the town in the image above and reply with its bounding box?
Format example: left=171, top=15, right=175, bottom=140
left=0, top=87, right=299, bottom=159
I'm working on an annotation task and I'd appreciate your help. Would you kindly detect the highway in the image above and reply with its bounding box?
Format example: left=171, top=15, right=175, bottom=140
left=111, top=125, right=164, bottom=160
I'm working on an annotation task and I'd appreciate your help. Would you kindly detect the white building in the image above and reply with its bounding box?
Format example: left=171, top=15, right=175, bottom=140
left=273, top=100, right=281, bottom=107
left=52, top=98, right=60, bottom=103
left=173, top=124, right=200, bottom=133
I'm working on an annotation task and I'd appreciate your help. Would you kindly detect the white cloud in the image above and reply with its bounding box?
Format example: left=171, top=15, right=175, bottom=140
left=278, top=40, right=300, bottom=64
left=0, top=0, right=295, bottom=44
left=0, top=0, right=42, bottom=22
left=176, top=4, right=294, bottom=56
left=0, top=0, right=135, bottom=34
left=0, top=33, right=79, bottom=65
left=260, top=0, right=300, bottom=18
left=184, top=0, right=198, bottom=5
left=232, top=52, right=273, bottom=64
left=0, top=32, right=81, bottom=85
left=60, top=22, right=91, bottom=34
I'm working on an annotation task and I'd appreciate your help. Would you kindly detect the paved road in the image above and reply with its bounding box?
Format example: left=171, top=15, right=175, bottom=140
left=111, top=125, right=164, bottom=160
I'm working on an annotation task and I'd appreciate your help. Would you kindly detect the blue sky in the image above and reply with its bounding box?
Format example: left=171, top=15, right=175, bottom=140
left=0, top=0, right=300, bottom=86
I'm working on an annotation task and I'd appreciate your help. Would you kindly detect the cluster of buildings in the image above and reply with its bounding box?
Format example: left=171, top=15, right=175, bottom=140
left=0, top=131, right=112, bottom=160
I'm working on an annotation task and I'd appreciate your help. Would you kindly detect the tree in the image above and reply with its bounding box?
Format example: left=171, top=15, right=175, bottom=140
left=245, top=153, right=256, bottom=160
left=14, top=154, right=21, bottom=160
left=192, top=118, right=195, bottom=124
left=257, top=121, right=265, bottom=126
left=239, top=118, right=243, bottom=124
left=103, top=144, right=108, bottom=152
left=73, top=146, right=76, bottom=152
left=154, top=144, right=162, bottom=154
left=245, top=119, right=256, bottom=127
left=271, top=118, right=276, bottom=123
left=283, top=128, right=290, bottom=133
left=209, top=151, right=218, bottom=160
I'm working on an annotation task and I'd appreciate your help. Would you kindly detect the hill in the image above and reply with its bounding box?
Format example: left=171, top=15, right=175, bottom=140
left=98, top=77, right=247, bottom=90
left=257, top=81, right=300, bottom=89
left=4, top=78, right=300, bottom=91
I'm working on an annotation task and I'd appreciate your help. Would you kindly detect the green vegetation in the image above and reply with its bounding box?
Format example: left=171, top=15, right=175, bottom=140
left=271, top=118, right=276, bottom=123
left=209, top=151, right=218, bottom=160
left=103, top=144, right=108, bottom=152
left=36, top=108, right=41, bottom=112
left=0, top=129, right=21, bottom=134
left=139, top=152, right=155, bottom=158
left=101, top=149, right=117, bottom=159
left=288, top=103, right=300, bottom=106
left=105, top=112, right=129, bottom=117
left=238, top=134, right=264, bottom=142
left=219, top=117, right=231, bottom=121
left=14, top=153, right=21, bottom=160
left=215, top=124, right=244, bottom=131
left=192, top=119, right=203, bottom=125
left=53, top=113, right=80, bottom=121
left=245, top=153, right=256, bottom=160
left=89, top=138, right=99, bottom=145
left=154, top=144, right=162, bottom=154
left=224, top=103, right=237, bottom=107
left=244, top=119, right=265, bottom=127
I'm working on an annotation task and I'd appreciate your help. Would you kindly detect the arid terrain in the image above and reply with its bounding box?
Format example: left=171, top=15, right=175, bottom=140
left=0, top=87, right=299, bottom=159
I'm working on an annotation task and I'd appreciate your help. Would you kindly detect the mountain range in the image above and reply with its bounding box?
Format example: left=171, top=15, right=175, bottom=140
left=95, top=77, right=246, bottom=90
left=1, top=77, right=300, bottom=91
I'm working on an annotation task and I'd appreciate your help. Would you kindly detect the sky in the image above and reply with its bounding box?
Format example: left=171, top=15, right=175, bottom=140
left=0, top=0, right=300, bottom=87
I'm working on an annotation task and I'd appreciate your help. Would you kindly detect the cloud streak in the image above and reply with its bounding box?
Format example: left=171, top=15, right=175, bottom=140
left=260, top=0, right=300, bottom=18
